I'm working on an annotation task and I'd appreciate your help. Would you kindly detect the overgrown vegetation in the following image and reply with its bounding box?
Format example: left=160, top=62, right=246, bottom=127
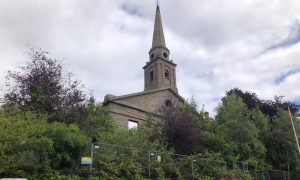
left=1, top=49, right=299, bottom=179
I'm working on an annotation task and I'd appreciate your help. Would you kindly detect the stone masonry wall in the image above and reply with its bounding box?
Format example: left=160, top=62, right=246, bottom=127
left=106, top=89, right=182, bottom=128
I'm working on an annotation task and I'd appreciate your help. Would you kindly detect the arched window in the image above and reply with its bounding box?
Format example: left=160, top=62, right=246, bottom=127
left=164, top=69, right=169, bottom=80
left=165, top=99, right=172, bottom=107
left=150, top=53, right=154, bottom=60
left=150, top=71, right=154, bottom=81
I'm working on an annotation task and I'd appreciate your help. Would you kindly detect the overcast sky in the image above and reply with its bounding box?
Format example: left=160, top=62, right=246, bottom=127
left=0, top=0, right=300, bottom=115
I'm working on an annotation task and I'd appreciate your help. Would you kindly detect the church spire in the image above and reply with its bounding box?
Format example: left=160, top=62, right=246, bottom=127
left=149, top=4, right=169, bottom=61
left=152, top=4, right=166, bottom=48
left=144, top=4, right=177, bottom=92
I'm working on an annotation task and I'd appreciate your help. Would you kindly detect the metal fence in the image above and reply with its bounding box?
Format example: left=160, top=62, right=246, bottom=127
left=249, top=170, right=300, bottom=180
left=56, top=142, right=300, bottom=179
left=75, top=142, right=227, bottom=179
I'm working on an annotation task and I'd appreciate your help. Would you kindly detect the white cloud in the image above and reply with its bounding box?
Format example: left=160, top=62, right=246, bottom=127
left=0, top=0, right=300, bottom=115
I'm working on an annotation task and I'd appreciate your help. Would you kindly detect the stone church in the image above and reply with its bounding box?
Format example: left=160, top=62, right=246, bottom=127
left=103, top=4, right=184, bottom=128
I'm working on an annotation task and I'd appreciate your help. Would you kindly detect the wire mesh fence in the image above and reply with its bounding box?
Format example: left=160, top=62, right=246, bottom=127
left=249, top=170, right=300, bottom=180
left=56, top=142, right=300, bottom=179
left=74, top=142, right=228, bottom=179
left=92, top=142, right=186, bottom=179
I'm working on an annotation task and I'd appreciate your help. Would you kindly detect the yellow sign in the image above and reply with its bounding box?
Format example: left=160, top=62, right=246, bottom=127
left=81, top=157, right=92, bottom=164
left=82, top=157, right=92, bottom=161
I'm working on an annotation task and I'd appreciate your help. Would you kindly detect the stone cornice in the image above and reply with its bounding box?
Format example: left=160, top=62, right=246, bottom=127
left=104, top=87, right=185, bottom=103
left=143, top=57, right=177, bottom=69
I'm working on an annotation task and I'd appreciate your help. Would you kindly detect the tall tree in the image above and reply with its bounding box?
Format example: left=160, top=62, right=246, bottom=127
left=265, top=109, right=300, bottom=171
left=4, top=48, right=86, bottom=123
left=226, top=88, right=299, bottom=118
left=216, top=94, right=266, bottom=168
left=154, top=100, right=205, bottom=155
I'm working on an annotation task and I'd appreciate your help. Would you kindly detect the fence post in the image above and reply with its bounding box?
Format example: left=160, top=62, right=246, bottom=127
left=254, top=170, right=258, bottom=180
left=284, top=171, right=287, bottom=180
left=90, top=142, right=94, bottom=174
left=262, top=170, right=266, bottom=180
left=148, top=150, right=151, bottom=178
left=191, top=159, right=196, bottom=180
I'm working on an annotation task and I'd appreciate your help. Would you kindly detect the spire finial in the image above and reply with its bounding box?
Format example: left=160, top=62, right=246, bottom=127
left=151, top=0, right=166, bottom=48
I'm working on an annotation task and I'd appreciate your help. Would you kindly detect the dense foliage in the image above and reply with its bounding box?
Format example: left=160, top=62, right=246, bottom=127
left=216, top=94, right=268, bottom=169
left=226, top=88, right=299, bottom=117
left=4, top=49, right=86, bottom=123
left=153, top=101, right=205, bottom=155
left=0, top=107, right=89, bottom=177
left=1, top=49, right=300, bottom=179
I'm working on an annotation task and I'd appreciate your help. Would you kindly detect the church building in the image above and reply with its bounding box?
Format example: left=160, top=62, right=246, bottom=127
left=103, top=4, right=184, bottom=128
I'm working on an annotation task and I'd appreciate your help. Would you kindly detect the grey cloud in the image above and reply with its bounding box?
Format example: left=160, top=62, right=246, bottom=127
left=1, top=0, right=300, bottom=115
left=267, top=21, right=300, bottom=51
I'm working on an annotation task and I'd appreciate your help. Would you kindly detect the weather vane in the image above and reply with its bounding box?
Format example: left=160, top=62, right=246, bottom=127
left=156, top=0, right=159, bottom=6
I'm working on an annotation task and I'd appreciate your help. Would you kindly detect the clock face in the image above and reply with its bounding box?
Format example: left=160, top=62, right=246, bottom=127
left=163, top=52, right=168, bottom=58
left=150, top=54, right=154, bottom=59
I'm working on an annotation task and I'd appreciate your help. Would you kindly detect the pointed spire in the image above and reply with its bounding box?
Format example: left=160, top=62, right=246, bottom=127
left=152, top=4, right=166, bottom=48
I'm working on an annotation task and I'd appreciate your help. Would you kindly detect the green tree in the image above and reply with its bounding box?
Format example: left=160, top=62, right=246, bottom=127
left=0, top=108, right=53, bottom=177
left=0, top=106, right=90, bottom=177
left=92, top=125, right=179, bottom=179
left=76, top=97, right=115, bottom=139
left=179, top=152, right=252, bottom=180
left=216, top=94, right=266, bottom=168
left=44, top=122, right=89, bottom=170
left=265, top=109, right=300, bottom=171
left=226, top=88, right=299, bottom=116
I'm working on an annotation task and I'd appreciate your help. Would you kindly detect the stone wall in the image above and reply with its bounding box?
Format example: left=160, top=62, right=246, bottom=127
left=105, top=89, right=183, bottom=128
left=107, top=102, right=161, bottom=128
left=114, top=89, right=181, bottom=115
left=144, top=58, right=177, bottom=92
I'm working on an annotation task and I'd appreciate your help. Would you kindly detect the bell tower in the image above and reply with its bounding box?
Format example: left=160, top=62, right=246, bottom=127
left=143, top=4, right=177, bottom=92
